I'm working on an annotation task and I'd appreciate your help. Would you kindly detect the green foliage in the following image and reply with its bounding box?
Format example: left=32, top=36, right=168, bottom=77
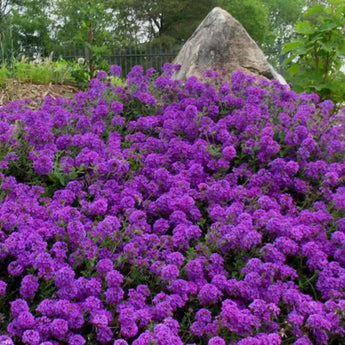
left=261, top=0, right=306, bottom=33
left=0, top=59, right=74, bottom=87
left=0, top=0, right=53, bottom=63
left=217, top=0, right=271, bottom=45
left=110, top=76, right=126, bottom=88
left=54, top=0, right=114, bottom=78
left=283, top=0, right=345, bottom=105
left=213, top=0, right=307, bottom=73
left=69, top=62, right=91, bottom=89
left=11, top=58, right=76, bottom=85
left=50, top=60, right=75, bottom=84
left=108, top=0, right=216, bottom=44
left=54, top=0, right=114, bottom=46
left=0, top=65, right=10, bottom=87
left=13, top=61, right=54, bottom=84
left=0, top=56, right=126, bottom=89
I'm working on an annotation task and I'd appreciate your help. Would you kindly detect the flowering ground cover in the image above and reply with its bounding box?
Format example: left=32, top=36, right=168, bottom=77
left=1, top=64, right=345, bottom=345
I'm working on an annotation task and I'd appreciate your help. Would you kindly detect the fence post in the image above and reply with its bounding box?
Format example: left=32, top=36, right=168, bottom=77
left=84, top=46, right=90, bottom=61
left=149, top=42, right=152, bottom=71
left=277, top=39, right=285, bottom=75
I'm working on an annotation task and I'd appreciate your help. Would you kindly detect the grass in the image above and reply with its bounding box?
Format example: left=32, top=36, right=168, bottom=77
left=0, top=55, right=128, bottom=91
left=0, top=56, right=120, bottom=88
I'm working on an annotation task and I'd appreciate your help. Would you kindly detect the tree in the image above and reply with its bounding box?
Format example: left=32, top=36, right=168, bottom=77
left=11, top=0, right=52, bottom=52
left=216, top=0, right=270, bottom=45
left=0, top=0, right=52, bottom=62
left=53, top=0, right=118, bottom=75
left=108, top=0, right=217, bottom=46
left=261, top=0, right=306, bottom=37
left=54, top=0, right=113, bottom=46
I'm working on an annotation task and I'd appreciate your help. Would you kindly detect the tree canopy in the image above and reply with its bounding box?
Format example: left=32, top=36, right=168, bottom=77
left=108, top=0, right=217, bottom=46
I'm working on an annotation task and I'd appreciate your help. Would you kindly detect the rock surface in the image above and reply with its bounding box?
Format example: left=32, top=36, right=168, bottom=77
left=173, top=7, right=286, bottom=84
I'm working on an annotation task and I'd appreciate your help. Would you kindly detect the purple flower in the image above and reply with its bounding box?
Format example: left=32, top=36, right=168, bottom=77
left=222, top=145, right=236, bottom=160
left=96, top=258, right=114, bottom=275
left=33, top=155, right=53, bottom=175
left=0, top=280, right=7, bottom=296
left=22, top=330, right=40, bottom=345
left=55, top=266, right=75, bottom=289
left=110, top=65, right=122, bottom=77
left=166, top=252, right=184, bottom=266
left=196, top=309, right=212, bottom=323
left=113, top=340, right=129, bottom=345
left=20, top=275, right=39, bottom=300
left=50, top=318, right=69, bottom=340
left=90, top=311, right=109, bottom=327
left=120, top=322, right=138, bottom=338
left=208, top=337, right=226, bottom=345
left=10, top=299, right=29, bottom=318
left=161, top=264, right=180, bottom=281
left=104, top=286, right=124, bottom=304
left=111, top=101, right=124, bottom=114
left=96, top=326, right=113, bottom=343
left=293, top=337, right=313, bottom=345
left=7, top=260, right=24, bottom=276
left=106, top=270, right=123, bottom=287
left=198, top=284, right=222, bottom=305
left=67, top=220, right=86, bottom=243
left=67, top=334, right=86, bottom=345
left=2, top=64, right=345, bottom=345
left=97, top=70, right=107, bottom=80
left=17, top=311, right=35, bottom=329
left=0, top=336, right=14, bottom=345
left=153, top=218, right=170, bottom=235
left=90, top=199, right=108, bottom=215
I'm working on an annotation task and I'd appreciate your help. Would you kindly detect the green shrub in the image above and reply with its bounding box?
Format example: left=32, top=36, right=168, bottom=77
left=0, top=65, right=11, bottom=88
left=50, top=60, right=74, bottom=84
left=13, top=61, right=53, bottom=84
left=283, top=0, right=345, bottom=106
left=110, top=76, right=126, bottom=87
left=0, top=56, right=125, bottom=88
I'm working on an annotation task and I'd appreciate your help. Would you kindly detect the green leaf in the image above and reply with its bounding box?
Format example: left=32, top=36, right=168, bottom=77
left=287, top=64, right=301, bottom=77
left=281, top=41, right=302, bottom=54
left=328, top=0, right=345, bottom=6
left=304, top=4, right=324, bottom=16
left=336, top=45, right=345, bottom=56
left=319, top=20, right=341, bottom=33
left=319, top=41, right=336, bottom=53
left=295, top=20, right=316, bottom=35
left=282, top=54, right=296, bottom=66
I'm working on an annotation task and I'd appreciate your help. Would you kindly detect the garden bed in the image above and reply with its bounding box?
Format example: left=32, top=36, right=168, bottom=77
left=0, top=80, right=80, bottom=108
left=1, top=65, right=345, bottom=345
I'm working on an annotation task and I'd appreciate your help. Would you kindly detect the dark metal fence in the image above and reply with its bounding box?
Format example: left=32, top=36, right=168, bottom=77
left=51, top=42, right=285, bottom=77
left=6, top=40, right=285, bottom=77
left=50, top=43, right=182, bottom=77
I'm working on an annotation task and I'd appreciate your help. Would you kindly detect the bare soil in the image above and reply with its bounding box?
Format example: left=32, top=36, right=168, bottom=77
left=0, top=80, right=80, bottom=109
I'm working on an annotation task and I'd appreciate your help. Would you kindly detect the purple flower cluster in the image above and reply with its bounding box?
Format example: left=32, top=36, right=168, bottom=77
left=1, top=63, right=345, bottom=344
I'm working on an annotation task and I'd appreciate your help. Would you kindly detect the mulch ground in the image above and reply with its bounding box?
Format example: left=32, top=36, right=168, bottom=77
left=0, top=80, right=80, bottom=109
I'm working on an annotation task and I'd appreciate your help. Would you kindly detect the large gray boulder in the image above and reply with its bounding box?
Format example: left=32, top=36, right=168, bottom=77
left=173, top=7, right=286, bottom=84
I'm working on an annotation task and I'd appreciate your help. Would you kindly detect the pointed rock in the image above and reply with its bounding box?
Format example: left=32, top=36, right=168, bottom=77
left=173, top=7, right=286, bottom=84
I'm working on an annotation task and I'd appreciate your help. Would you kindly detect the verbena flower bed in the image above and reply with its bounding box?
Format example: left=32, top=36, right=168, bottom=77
left=0, top=64, right=345, bottom=345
